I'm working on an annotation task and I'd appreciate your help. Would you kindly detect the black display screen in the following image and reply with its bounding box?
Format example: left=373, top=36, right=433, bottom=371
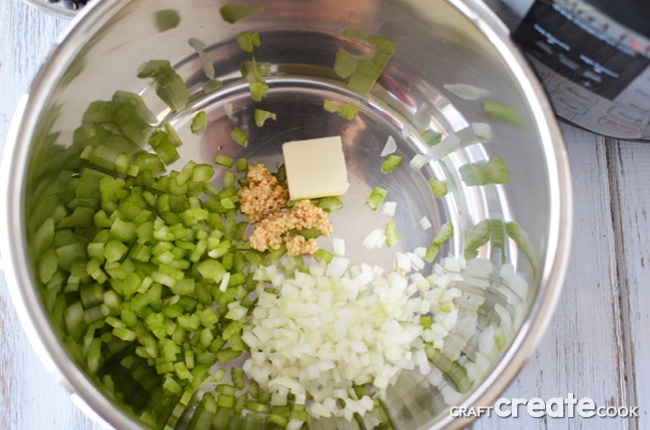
left=513, top=0, right=650, bottom=100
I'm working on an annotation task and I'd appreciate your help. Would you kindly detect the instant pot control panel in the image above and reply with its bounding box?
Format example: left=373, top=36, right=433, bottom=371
left=505, top=0, right=650, bottom=140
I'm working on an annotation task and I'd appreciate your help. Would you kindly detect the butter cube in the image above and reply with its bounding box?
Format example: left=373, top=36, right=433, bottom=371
left=282, top=136, right=350, bottom=200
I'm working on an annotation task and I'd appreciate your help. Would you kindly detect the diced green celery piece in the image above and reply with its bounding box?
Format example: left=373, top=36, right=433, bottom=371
left=236, top=158, right=249, bottom=173
left=464, top=219, right=490, bottom=258
left=313, top=248, right=333, bottom=264
left=424, top=343, right=471, bottom=393
left=422, top=129, right=442, bottom=146
left=347, top=59, right=382, bottom=95
left=155, top=9, right=181, bottom=32
left=228, top=128, right=247, bottom=148
left=334, top=48, right=358, bottom=79
left=428, top=178, right=448, bottom=197
left=191, top=163, right=214, bottom=182
left=203, top=79, right=224, bottom=93
left=55, top=243, right=87, bottom=271
left=111, top=217, right=137, bottom=242
left=171, top=278, right=196, bottom=296
left=236, top=31, right=261, bottom=52
left=315, top=196, right=343, bottom=213
left=215, top=348, right=241, bottom=364
left=338, top=102, right=359, bottom=120
left=365, top=186, right=387, bottom=211
left=432, top=221, right=454, bottom=246
left=219, top=4, right=263, bottom=23
left=249, top=81, right=268, bottom=102
left=197, top=260, right=226, bottom=284
left=484, top=99, right=524, bottom=128
left=134, top=153, right=165, bottom=174
left=191, top=111, right=208, bottom=135
left=33, top=218, right=55, bottom=256
left=505, top=221, right=538, bottom=275
left=137, top=60, right=189, bottom=112
left=112, top=90, right=157, bottom=124
left=222, top=320, right=242, bottom=340
left=268, top=414, right=288, bottom=427
left=164, top=122, right=183, bottom=147
left=381, top=154, right=402, bottom=174
left=323, top=99, right=340, bottom=113
left=59, top=207, right=95, bottom=229
left=253, top=109, right=276, bottom=127
left=214, top=154, right=235, bottom=168
left=38, top=249, right=58, bottom=284
left=487, top=157, right=510, bottom=184
left=114, top=104, right=154, bottom=147
left=343, top=29, right=368, bottom=39
left=149, top=130, right=180, bottom=165
left=82, top=100, right=124, bottom=124
left=420, top=315, right=433, bottom=329
left=385, top=221, right=400, bottom=247
left=460, top=157, right=510, bottom=186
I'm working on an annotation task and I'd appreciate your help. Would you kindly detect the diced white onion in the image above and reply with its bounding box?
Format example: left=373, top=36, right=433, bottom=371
left=381, top=135, right=397, bottom=156
left=409, top=153, right=431, bottom=171
left=332, top=237, right=346, bottom=257
left=381, top=201, right=397, bottom=216
left=418, top=216, right=432, bottom=231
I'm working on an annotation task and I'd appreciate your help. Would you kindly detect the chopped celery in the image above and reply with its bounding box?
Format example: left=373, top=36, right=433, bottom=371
left=149, top=130, right=180, bottom=165
left=459, top=157, right=510, bottom=186
left=484, top=99, right=525, bottom=128
left=313, top=248, right=333, bottom=264
left=236, top=158, right=249, bottom=173
left=366, top=186, right=387, bottom=211
left=253, top=109, right=276, bottom=127
left=230, top=128, right=248, bottom=147
left=381, top=155, right=402, bottom=174
left=155, top=9, right=180, bottom=32
left=219, top=4, right=263, bottom=23
left=385, top=221, right=400, bottom=247
left=338, top=102, right=359, bottom=120
left=188, top=37, right=216, bottom=81
left=236, top=31, right=261, bottom=53
left=505, top=221, right=538, bottom=274
left=334, top=49, right=358, bottom=79
left=422, top=129, right=442, bottom=147
left=463, top=219, right=490, bottom=259
left=137, top=60, right=189, bottom=112
left=323, top=99, right=340, bottom=113
left=428, top=178, right=448, bottom=197
left=323, top=99, right=358, bottom=120
left=214, top=154, right=235, bottom=168
left=345, top=35, right=395, bottom=95
left=315, top=196, right=343, bottom=212
left=432, top=221, right=454, bottom=246
left=190, top=111, right=208, bottom=135
left=424, top=344, right=472, bottom=393
left=204, top=79, right=224, bottom=93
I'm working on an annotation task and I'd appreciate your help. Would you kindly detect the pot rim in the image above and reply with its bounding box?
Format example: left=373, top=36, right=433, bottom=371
left=0, top=0, right=573, bottom=428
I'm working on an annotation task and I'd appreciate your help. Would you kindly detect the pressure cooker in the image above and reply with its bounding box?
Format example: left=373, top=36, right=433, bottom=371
left=490, top=0, right=650, bottom=140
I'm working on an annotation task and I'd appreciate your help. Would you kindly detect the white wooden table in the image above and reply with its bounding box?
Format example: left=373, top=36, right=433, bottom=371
left=0, top=1, right=647, bottom=429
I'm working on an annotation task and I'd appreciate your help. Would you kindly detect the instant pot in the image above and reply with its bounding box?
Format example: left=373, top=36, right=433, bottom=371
left=489, top=0, right=650, bottom=140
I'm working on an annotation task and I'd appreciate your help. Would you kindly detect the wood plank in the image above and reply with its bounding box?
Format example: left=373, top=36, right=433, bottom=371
left=470, top=124, right=629, bottom=429
left=605, top=139, right=650, bottom=430
left=0, top=2, right=102, bottom=429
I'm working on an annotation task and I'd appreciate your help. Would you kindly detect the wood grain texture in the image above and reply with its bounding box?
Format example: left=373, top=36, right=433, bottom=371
left=606, top=139, right=650, bottom=430
left=0, top=2, right=647, bottom=430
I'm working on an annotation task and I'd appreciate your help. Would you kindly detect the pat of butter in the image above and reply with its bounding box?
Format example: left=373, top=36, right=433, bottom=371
left=282, top=136, right=350, bottom=200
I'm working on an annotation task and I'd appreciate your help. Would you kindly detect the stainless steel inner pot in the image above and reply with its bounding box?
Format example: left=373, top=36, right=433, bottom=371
left=0, top=0, right=572, bottom=429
